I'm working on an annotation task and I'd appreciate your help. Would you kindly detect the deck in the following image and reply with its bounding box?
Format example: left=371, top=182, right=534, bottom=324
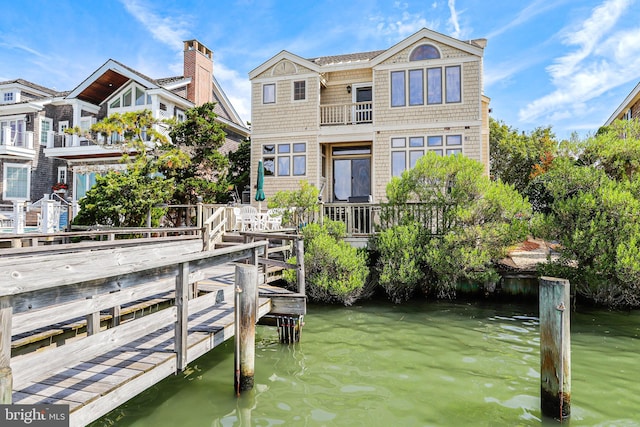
left=0, top=235, right=306, bottom=427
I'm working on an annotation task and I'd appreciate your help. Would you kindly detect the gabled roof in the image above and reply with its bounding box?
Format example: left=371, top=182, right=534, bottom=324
left=605, top=81, right=640, bottom=125
left=250, top=28, right=486, bottom=79
left=370, top=27, right=485, bottom=66
left=249, top=50, right=320, bottom=79
left=212, top=76, right=249, bottom=135
left=65, top=59, right=161, bottom=105
left=0, top=78, right=62, bottom=97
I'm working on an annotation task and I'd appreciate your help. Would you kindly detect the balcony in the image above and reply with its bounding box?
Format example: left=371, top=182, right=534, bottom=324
left=44, top=131, right=124, bottom=160
left=320, top=102, right=373, bottom=126
left=0, top=127, right=35, bottom=159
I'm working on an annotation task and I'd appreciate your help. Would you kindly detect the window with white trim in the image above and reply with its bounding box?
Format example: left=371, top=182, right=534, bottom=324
left=3, top=92, right=14, bottom=103
left=263, top=83, right=276, bottom=104
left=391, top=65, right=462, bottom=107
left=3, top=163, right=30, bottom=200
left=263, top=143, right=306, bottom=176
left=40, top=117, right=52, bottom=144
left=391, top=137, right=425, bottom=176
left=57, top=166, right=67, bottom=184
left=391, top=134, right=463, bottom=176
left=293, top=81, right=306, bottom=101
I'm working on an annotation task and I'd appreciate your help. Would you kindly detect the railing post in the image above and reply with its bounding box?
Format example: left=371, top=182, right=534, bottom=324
left=296, top=238, right=305, bottom=295
left=0, top=296, right=13, bottom=404
left=175, top=261, right=190, bottom=371
left=234, top=264, right=257, bottom=395
left=539, top=276, right=571, bottom=421
left=86, top=296, right=101, bottom=336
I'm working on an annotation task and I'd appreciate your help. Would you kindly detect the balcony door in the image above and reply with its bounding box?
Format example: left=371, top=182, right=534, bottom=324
left=332, top=146, right=371, bottom=202
left=352, top=84, right=372, bottom=123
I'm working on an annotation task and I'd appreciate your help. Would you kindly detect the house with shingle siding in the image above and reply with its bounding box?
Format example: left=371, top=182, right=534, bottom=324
left=0, top=39, right=249, bottom=211
left=248, top=28, right=490, bottom=205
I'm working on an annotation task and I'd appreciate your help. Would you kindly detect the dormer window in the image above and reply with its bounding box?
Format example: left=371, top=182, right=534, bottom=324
left=410, top=44, right=440, bottom=61
left=3, top=92, right=14, bottom=103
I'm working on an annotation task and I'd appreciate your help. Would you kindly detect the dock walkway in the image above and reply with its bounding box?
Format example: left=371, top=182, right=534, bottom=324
left=0, top=236, right=305, bottom=426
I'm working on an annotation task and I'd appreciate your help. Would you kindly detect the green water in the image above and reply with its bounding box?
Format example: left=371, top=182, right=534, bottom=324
left=93, top=301, right=640, bottom=426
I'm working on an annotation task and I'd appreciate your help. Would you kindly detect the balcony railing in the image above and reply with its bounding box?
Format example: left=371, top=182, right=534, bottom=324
left=0, top=127, right=34, bottom=149
left=320, top=102, right=373, bottom=126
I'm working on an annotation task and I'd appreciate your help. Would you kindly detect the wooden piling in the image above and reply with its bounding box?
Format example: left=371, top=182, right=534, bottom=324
left=234, top=264, right=257, bottom=395
left=0, top=296, right=12, bottom=404
left=539, top=276, right=571, bottom=421
left=175, top=262, right=190, bottom=371
left=295, top=238, right=305, bottom=295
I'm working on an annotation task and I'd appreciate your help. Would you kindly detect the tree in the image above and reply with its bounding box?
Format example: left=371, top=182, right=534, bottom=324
left=489, top=118, right=558, bottom=193
left=164, top=102, right=231, bottom=204
left=74, top=168, right=172, bottom=227
left=383, top=152, right=531, bottom=299
left=533, top=122, right=640, bottom=307
left=226, top=138, right=251, bottom=201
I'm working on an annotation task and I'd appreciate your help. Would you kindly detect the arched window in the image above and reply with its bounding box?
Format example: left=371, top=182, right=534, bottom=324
left=410, top=44, right=440, bottom=61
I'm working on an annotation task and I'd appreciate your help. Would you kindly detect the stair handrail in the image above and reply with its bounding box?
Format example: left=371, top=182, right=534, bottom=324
left=202, top=206, right=228, bottom=250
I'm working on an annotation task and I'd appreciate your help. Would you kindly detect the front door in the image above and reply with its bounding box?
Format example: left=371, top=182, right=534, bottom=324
left=333, top=157, right=370, bottom=202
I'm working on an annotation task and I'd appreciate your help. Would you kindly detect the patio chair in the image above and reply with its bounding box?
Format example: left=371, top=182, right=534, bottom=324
left=239, top=206, right=258, bottom=232
left=232, top=207, right=242, bottom=231
left=266, top=208, right=284, bottom=230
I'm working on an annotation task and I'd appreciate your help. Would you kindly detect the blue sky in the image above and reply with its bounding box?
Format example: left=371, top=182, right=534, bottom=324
left=1, top=0, right=639, bottom=140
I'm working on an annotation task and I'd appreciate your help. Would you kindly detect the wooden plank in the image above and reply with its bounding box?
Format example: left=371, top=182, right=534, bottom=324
left=12, top=307, right=177, bottom=389
left=3, top=243, right=266, bottom=312
left=188, top=288, right=223, bottom=314
left=13, top=382, right=98, bottom=407
left=269, top=294, right=307, bottom=315
left=0, top=296, right=12, bottom=403
left=70, top=355, right=177, bottom=427
left=38, top=368, right=124, bottom=394
left=0, top=236, right=202, bottom=262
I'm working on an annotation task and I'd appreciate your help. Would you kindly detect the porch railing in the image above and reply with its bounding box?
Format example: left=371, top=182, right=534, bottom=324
left=321, top=202, right=451, bottom=237
left=320, top=102, right=373, bottom=125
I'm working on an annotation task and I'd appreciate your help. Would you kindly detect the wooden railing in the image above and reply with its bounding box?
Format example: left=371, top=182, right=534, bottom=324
left=322, top=203, right=379, bottom=235
left=202, top=206, right=228, bottom=250
left=0, top=239, right=269, bottom=422
left=320, top=101, right=373, bottom=125
left=320, top=202, right=452, bottom=237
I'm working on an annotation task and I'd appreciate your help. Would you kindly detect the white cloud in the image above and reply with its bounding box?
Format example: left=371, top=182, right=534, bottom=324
left=119, top=0, right=190, bottom=51
left=447, top=0, right=462, bottom=39
left=485, top=0, right=569, bottom=40
left=518, top=0, right=639, bottom=123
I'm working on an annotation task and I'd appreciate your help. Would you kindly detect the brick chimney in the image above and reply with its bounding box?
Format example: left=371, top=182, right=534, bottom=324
left=183, top=40, right=213, bottom=105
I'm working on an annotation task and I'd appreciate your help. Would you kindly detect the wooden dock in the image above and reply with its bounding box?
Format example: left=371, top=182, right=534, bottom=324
left=0, top=235, right=306, bottom=426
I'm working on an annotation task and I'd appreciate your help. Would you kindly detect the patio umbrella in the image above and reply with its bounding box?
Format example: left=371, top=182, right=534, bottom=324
left=255, top=160, right=266, bottom=210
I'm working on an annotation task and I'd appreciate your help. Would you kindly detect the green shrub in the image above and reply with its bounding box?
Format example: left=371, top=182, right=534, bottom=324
left=374, top=224, right=427, bottom=303
left=284, top=220, right=368, bottom=305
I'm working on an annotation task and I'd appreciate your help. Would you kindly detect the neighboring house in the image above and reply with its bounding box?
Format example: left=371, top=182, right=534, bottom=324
left=0, top=39, right=249, bottom=209
left=604, top=81, right=640, bottom=126
left=248, top=28, right=490, bottom=205
left=0, top=79, right=67, bottom=205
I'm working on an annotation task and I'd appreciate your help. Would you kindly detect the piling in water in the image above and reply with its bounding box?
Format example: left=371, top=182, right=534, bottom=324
left=234, top=264, right=257, bottom=395
left=539, top=276, right=571, bottom=421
